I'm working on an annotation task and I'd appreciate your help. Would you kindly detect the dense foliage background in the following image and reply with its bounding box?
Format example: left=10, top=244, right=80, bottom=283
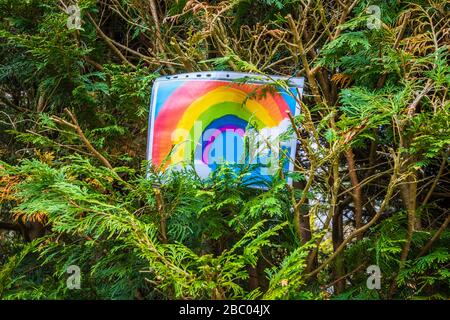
left=0, top=0, right=449, bottom=300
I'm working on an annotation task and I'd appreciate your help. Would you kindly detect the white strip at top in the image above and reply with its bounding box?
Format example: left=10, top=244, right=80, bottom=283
left=154, top=71, right=304, bottom=88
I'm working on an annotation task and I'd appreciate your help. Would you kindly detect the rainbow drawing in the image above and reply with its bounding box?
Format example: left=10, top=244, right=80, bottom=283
left=146, top=72, right=303, bottom=186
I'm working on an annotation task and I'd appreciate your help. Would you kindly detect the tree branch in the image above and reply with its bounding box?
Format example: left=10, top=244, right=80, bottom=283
left=51, top=109, right=113, bottom=170
left=418, top=213, right=450, bottom=257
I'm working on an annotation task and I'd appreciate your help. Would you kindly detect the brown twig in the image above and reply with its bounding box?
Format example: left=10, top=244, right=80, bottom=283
left=422, top=157, right=446, bottom=206
left=51, top=109, right=113, bottom=170
left=418, top=213, right=450, bottom=257
left=306, top=152, right=400, bottom=278
left=345, top=148, right=363, bottom=239
left=86, top=13, right=136, bottom=69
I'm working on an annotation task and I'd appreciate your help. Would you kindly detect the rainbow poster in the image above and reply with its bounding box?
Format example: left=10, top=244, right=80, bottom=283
left=146, top=72, right=303, bottom=186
